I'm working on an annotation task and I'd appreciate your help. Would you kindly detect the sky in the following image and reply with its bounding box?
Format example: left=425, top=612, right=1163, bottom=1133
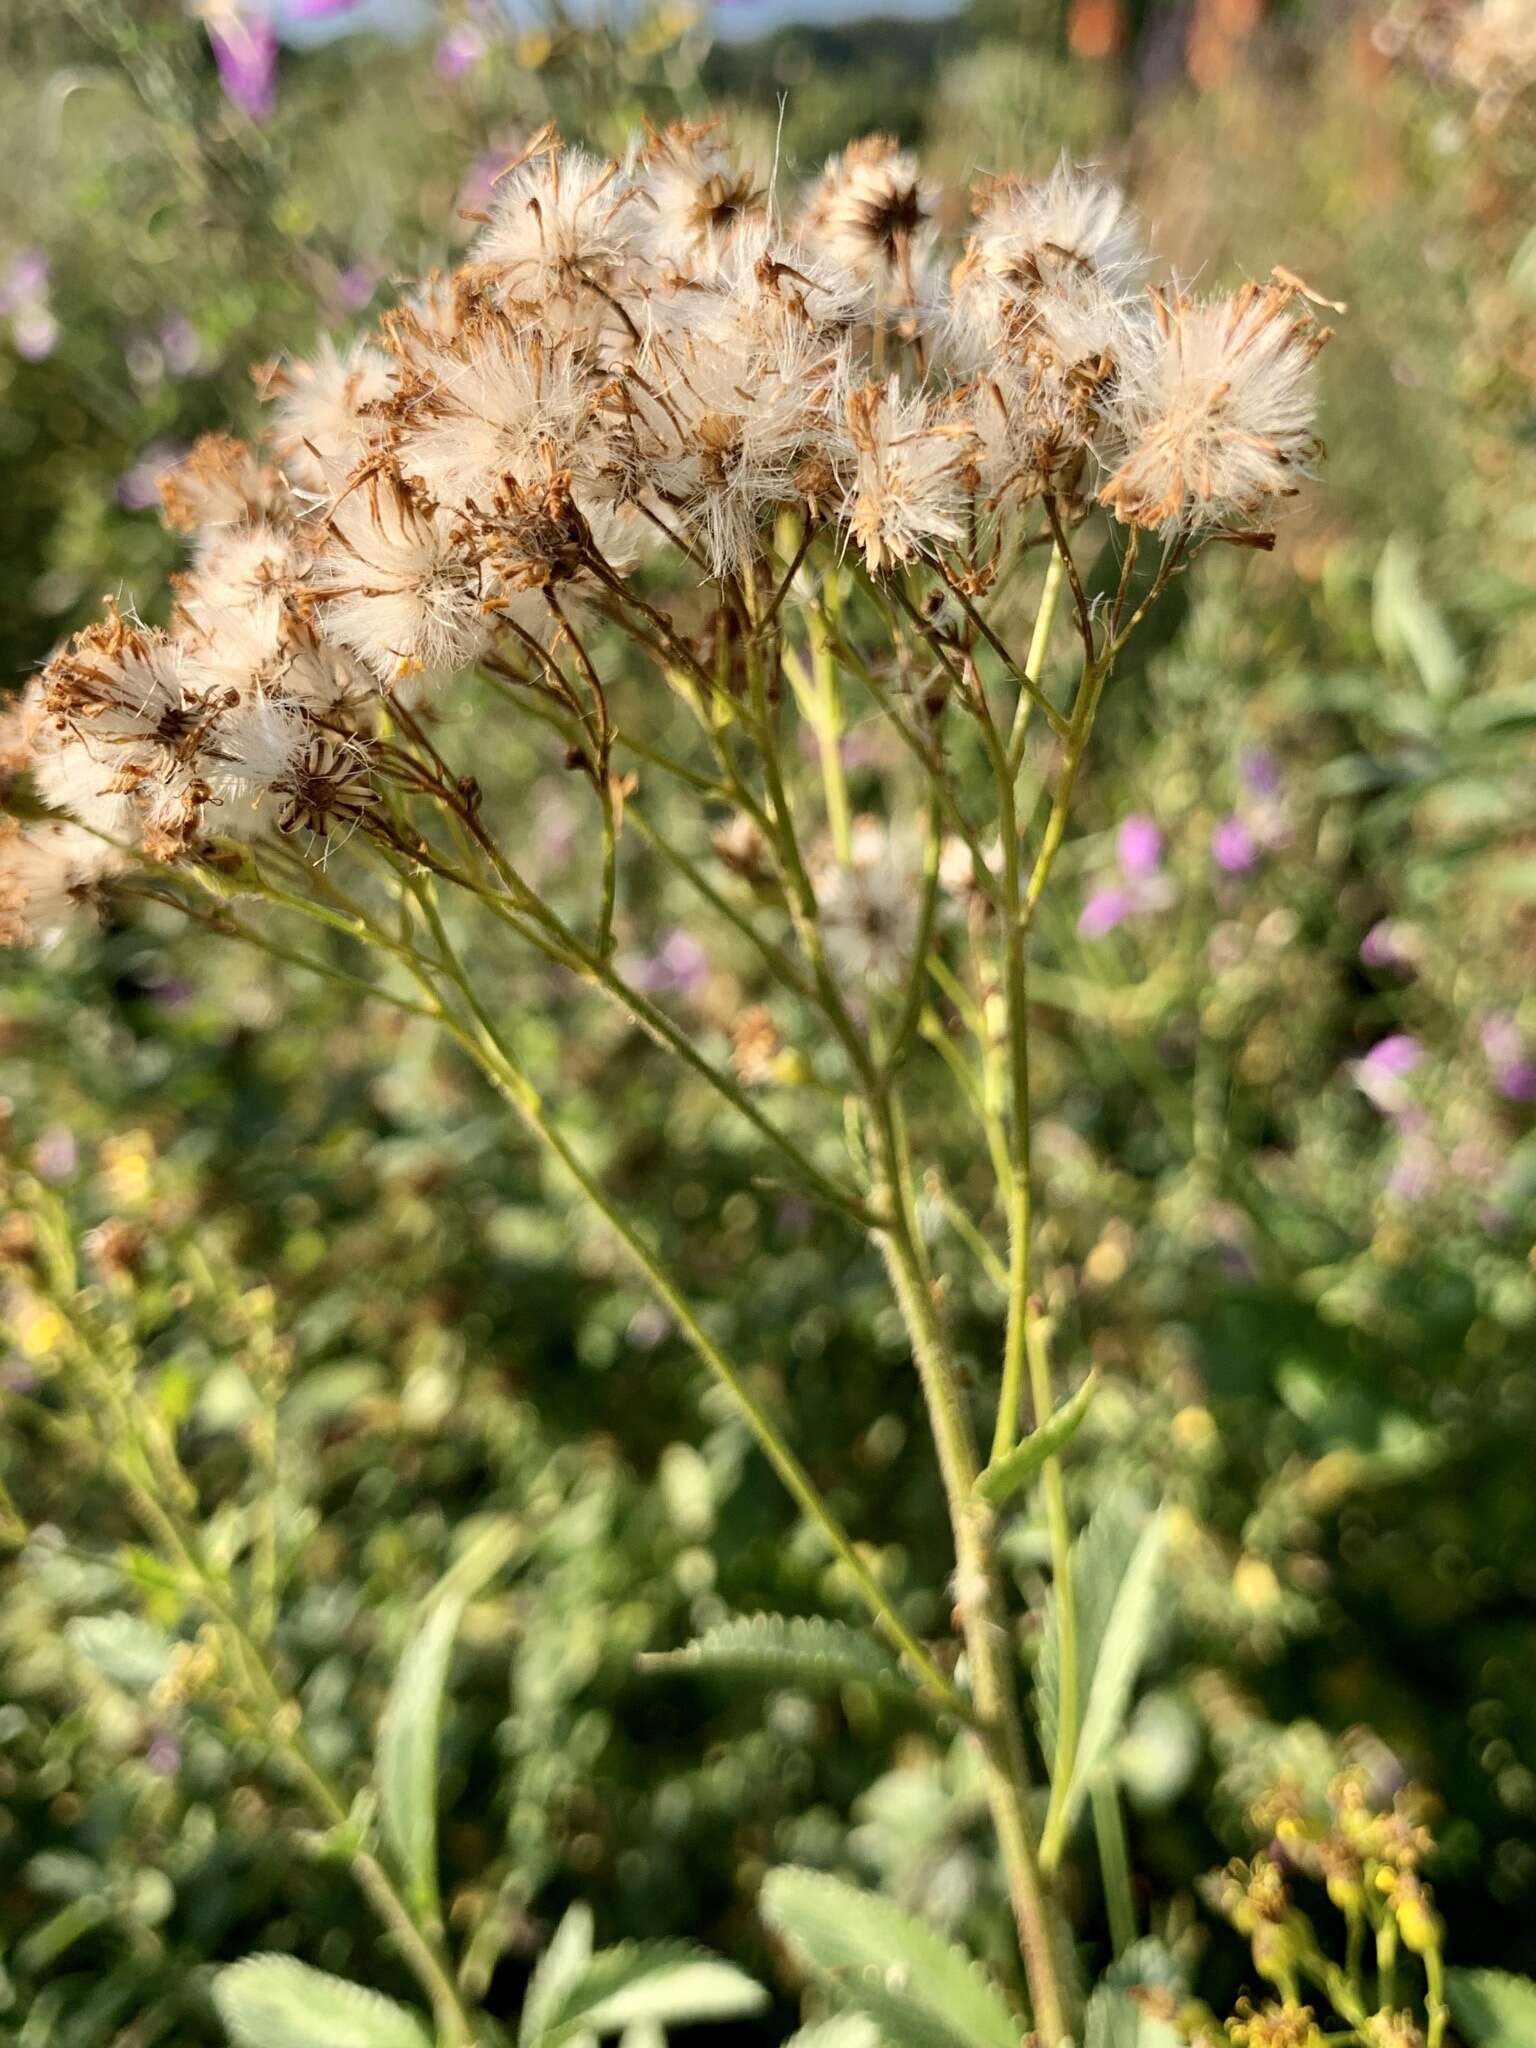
left=268, top=0, right=963, bottom=50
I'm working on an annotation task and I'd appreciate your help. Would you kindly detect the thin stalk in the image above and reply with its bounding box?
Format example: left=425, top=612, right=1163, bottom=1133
left=1426, top=1945, right=1448, bottom=2048
left=1008, top=544, right=1067, bottom=770
left=809, top=598, right=853, bottom=863
left=933, top=552, right=1069, bottom=743
left=1022, top=657, right=1110, bottom=929
left=1091, top=1781, right=1136, bottom=1959
left=405, top=933, right=970, bottom=1724
left=1031, top=1311, right=1082, bottom=1876
left=865, top=1095, right=1074, bottom=2046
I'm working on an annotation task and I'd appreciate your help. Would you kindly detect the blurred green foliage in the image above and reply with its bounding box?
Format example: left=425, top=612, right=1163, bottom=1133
left=2, top=2, right=1535, bottom=2043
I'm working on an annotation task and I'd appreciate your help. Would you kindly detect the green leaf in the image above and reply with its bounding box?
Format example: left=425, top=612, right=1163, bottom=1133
left=375, top=1517, right=520, bottom=1923
left=521, top=1904, right=596, bottom=2048
left=65, top=1614, right=175, bottom=1693
left=1083, top=1982, right=1182, bottom=2048
left=1446, top=1967, right=1536, bottom=2046
left=638, top=1615, right=904, bottom=1694
left=538, top=1943, right=766, bottom=2048
left=212, top=1957, right=431, bottom=2048
left=1373, top=534, right=1464, bottom=703
left=975, top=1373, right=1099, bottom=1508
left=1039, top=1501, right=1166, bottom=1851
left=759, top=1867, right=1023, bottom=2048
left=784, top=2020, right=882, bottom=2048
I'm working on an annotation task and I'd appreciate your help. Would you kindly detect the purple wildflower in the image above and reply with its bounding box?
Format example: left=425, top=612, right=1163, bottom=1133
left=1078, top=886, right=1136, bottom=938
left=118, top=440, right=188, bottom=511
left=32, top=1127, right=78, bottom=1181
left=1482, top=1013, right=1536, bottom=1101
left=208, top=7, right=279, bottom=124
left=1241, top=746, right=1282, bottom=797
left=0, top=249, right=50, bottom=315
left=1360, top=918, right=1416, bottom=974
left=1352, top=1033, right=1423, bottom=1117
left=435, top=25, right=487, bottom=79
left=1211, top=816, right=1258, bottom=874
left=1116, top=813, right=1162, bottom=880
left=630, top=931, right=708, bottom=997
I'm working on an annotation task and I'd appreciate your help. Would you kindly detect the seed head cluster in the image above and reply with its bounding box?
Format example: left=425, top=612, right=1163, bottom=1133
left=1, top=119, right=1331, bottom=945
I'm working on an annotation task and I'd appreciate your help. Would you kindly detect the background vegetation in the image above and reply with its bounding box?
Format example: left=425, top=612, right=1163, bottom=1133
left=1, top=1, right=1533, bottom=2042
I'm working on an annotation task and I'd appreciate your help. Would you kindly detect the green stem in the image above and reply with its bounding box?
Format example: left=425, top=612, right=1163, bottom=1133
left=1008, top=545, right=1066, bottom=771
left=1426, top=1944, right=1448, bottom=2048
left=866, top=1096, right=1075, bottom=2046
left=408, top=934, right=969, bottom=1724
left=1033, top=1313, right=1081, bottom=1875
left=1090, top=1780, right=1136, bottom=1959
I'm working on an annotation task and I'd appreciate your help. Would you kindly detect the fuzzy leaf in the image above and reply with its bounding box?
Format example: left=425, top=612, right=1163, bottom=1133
left=759, top=1867, right=1023, bottom=2048
left=1083, top=1983, right=1182, bottom=2048
left=521, top=1905, right=596, bottom=2048
left=784, top=2020, right=883, bottom=2048
left=1446, top=1967, right=1536, bottom=2046
left=212, top=1956, right=430, bottom=2048
left=1039, top=1501, right=1166, bottom=1849
left=976, top=1374, right=1099, bottom=1508
left=537, top=1942, right=766, bottom=2048
left=1373, top=534, right=1464, bottom=703
left=375, top=1517, right=520, bottom=1923
left=638, top=1615, right=905, bottom=1694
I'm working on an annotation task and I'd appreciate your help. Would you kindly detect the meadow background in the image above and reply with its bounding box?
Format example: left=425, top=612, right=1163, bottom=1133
left=1, top=1, right=1534, bottom=2042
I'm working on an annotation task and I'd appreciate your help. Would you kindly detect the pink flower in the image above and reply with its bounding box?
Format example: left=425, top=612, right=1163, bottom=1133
left=1077, top=812, right=1175, bottom=937
left=435, top=25, right=486, bottom=80
left=207, top=7, right=279, bottom=123
left=1078, top=886, right=1137, bottom=938
left=1360, top=918, right=1416, bottom=974
left=1116, top=813, right=1162, bottom=880
left=1211, top=816, right=1257, bottom=874
left=1482, top=1013, right=1536, bottom=1102
left=1351, top=1033, right=1424, bottom=1117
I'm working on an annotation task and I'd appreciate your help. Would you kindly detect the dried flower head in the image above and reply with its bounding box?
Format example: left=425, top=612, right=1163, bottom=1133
left=802, top=136, right=935, bottom=302
left=635, top=120, right=766, bottom=271
left=0, top=818, right=123, bottom=946
left=312, top=468, right=492, bottom=685
left=159, top=433, right=288, bottom=535
left=842, top=376, right=973, bottom=573
left=1101, top=278, right=1332, bottom=534
left=473, top=126, right=640, bottom=334
left=257, top=337, right=395, bottom=493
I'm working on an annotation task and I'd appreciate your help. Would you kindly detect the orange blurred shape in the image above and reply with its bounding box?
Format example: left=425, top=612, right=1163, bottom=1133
left=1068, top=0, right=1123, bottom=60
left=1187, top=0, right=1266, bottom=88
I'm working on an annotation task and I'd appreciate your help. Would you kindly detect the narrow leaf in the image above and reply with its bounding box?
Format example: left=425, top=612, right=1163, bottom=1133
left=759, top=1867, right=1022, bottom=2048
left=976, top=1373, right=1099, bottom=1508
left=540, top=1943, right=765, bottom=2048
left=212, top=1956, right=430, bottom=2048
left=1039, top=1501, right=1166, bottom=1858
left=376, top=1518, right=520, bottom=1922
left=638, top=1614, right=905, bottom=1694
left=1372, top=534, right=1464, bottom=702
left=1446, top=1967, right=1536, bottom=2047
left=521, top=1905, right=595, bottom=2048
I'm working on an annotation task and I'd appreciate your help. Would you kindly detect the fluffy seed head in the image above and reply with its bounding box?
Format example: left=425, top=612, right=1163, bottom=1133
left=1100, top=278, right=1330, bottom=533
left=842, top=376, right=973, bottom=573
